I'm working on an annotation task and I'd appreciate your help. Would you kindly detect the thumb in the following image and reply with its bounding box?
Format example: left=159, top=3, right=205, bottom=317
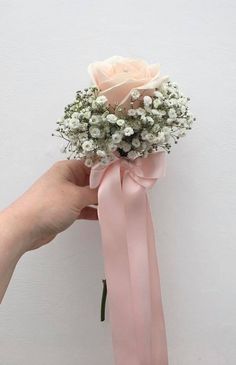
left=77, top=185, right=98, bottom=208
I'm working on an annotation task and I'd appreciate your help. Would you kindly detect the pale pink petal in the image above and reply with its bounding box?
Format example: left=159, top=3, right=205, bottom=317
left=88, top=56, right=167, bottom=114
left=100, top=78, right=149, bottom=107
left=88, top=63, right=111, bottom=87
left=99, top=72, right=149, bottom=91
left=142, top=75, right=169, bottom=89
left=149, top=64, right=160, bottom=78
left=129, top=59, right=149, bottom=71
left=105, top=55, right=126, bottom=65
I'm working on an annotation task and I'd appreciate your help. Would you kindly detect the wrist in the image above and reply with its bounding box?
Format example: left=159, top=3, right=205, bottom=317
left=0, top=202, right=36, bottom=259
left=0, top=203, right=36, bottom=303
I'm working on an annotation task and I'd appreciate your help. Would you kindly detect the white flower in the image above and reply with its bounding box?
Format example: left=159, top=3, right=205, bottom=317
left=179, top=96, right=188, bottom=105
left=116, top=118, right=125, bottom=127
left=84, top=158, right=93, bottom=167
left=71, top=145, right=78, bottom=152
left=127, top=150, right=139, bottom=160
left=132, top=138, right=141, bottom=148
left=91, top=101, right=97, bottom=110
left=96, top=150, right=106, bottom=157
left=145, top=133, right=156, bottom=143
left=69, top=118, right=80, bottom=130
left=136, top=107, right=145, bottom=116
left=89, top=115, right=101, bottom=125
left=89, top=126, right=101, bottom=138
left=124, top=126, right=134, bottom=136
left=164, top=99, right=171, bottom=107
left=179, top=128, right=187, bottom=137
left=188, top=115, right=194, bottom=125
left=160, top=110, right=166, bottom=116
left=77, top=132, right=88, bottom=142
left=168, top=108, right=177, bottom=119
left=152, top=124, right=160, bottom=133
left=127, top=109, right=136, bottom=117
left=153, top=99, right=162, bottom=109
left=141, top=141, right=148, bottom=150
left=166, top=118, right=175, bottom=125
left=121, top=141, right=131, bottom=152
left=106, top=114, right=118, bottom=123
left=160, top=82, right=168, bottom=93
left=78, top=122, right=88, bottom=131
left=72, top=112, right=80, bottom=119
left=162, top=126, right=171, bottom=135
left=143, top=95, right=152, bottom=107
left=146, top=116, right=154, bottom=125
left=95, top=95, right=108, bottom=105
left=156, top=132, right=166, bottom=144
left=154, top=90, right=163, bottom=98
left=83, top=111, right=91, bottom=119
left=168, top=99, right=177, bottom=106
left=86, top=88, right=94, bottom=96
left=141, top=130, right=148, bottom=140
left=151, top=109, right=161, bottom=116
left=141, top=115, right=147, bottom=123
left=108, top=142, right=117, bottom=152
left=130, top=89, right=140, bottom=100
left=176, top=117, right=184, bottom=126
left=162, top=126, right=171, bottom=141
left=112, top=132, right=122, bottom=143
left=82, top=140, right=94, bottom=151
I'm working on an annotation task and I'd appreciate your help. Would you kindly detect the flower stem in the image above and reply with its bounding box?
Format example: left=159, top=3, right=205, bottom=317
left=101, top=279, right=107, bottom=322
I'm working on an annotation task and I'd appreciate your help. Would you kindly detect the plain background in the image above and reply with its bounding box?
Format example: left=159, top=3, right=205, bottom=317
left=0, top=1, right=235, bottom=364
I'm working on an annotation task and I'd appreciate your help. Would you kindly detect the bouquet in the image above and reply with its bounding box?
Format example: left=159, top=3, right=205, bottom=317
left=54, top=56, right=195, bottom=365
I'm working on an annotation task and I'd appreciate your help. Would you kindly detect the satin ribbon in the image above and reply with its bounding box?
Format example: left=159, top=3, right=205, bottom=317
left=90, top=151, right=168, bottom=365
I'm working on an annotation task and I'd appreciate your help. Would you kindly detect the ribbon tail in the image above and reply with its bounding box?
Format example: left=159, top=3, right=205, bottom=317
left=97, top=162, right=139, bottom=365
left=123, top=175, right=152, bottom=364
left=146, top=194, right=169, bottom=364
left=96, top=157, right=168, bottom=365
left=124, top=174, right=169, bottom=364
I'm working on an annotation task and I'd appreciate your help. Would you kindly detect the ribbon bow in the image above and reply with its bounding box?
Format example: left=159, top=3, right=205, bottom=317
left=90, top=151, right=168, bottom=365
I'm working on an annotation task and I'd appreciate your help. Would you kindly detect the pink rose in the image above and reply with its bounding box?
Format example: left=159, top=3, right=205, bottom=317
left=88, top=56, right=168, bottom=112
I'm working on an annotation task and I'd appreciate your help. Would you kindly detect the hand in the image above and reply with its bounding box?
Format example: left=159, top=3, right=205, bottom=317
left=0, top=159, right=98, bottom=302
left=0, top=160, right=98, bottom=254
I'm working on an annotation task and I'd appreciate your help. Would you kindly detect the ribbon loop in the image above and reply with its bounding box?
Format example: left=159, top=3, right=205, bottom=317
left=90, top=151, right=168, bottom=365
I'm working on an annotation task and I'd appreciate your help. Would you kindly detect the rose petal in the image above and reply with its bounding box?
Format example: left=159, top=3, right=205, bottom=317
left=99, top=73, right=150, bottom=91
left=87, top=57, right=167, bottom=113
left=143, top=75, right=169, bottom=89
left=100, top=78, right=150, bottom=107
left=88, top=63, right=111, bottom=87
left=149, top=64, right=161, bottom=78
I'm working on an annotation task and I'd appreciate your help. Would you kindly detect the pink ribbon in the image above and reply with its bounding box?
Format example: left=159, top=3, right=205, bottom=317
left=90, top=151, right=168, bottom=365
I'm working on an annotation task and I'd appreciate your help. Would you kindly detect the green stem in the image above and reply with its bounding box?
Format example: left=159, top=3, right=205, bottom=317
left=101, top=279, right=107, bottom=322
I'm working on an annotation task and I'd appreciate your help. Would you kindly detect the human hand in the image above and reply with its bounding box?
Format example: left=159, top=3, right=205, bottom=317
left=0, top=160, right=98, bottom=255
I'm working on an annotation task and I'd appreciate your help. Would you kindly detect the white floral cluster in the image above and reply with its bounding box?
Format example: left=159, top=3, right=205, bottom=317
left=54, top=81, right=195, bottom=167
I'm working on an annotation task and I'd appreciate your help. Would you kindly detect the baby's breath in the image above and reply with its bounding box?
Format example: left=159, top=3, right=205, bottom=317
left=54, top=81, right=195, bottom=166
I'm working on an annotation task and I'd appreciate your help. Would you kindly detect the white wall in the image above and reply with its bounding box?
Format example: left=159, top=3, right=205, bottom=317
left=0, top=1, right=235, bottom=364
